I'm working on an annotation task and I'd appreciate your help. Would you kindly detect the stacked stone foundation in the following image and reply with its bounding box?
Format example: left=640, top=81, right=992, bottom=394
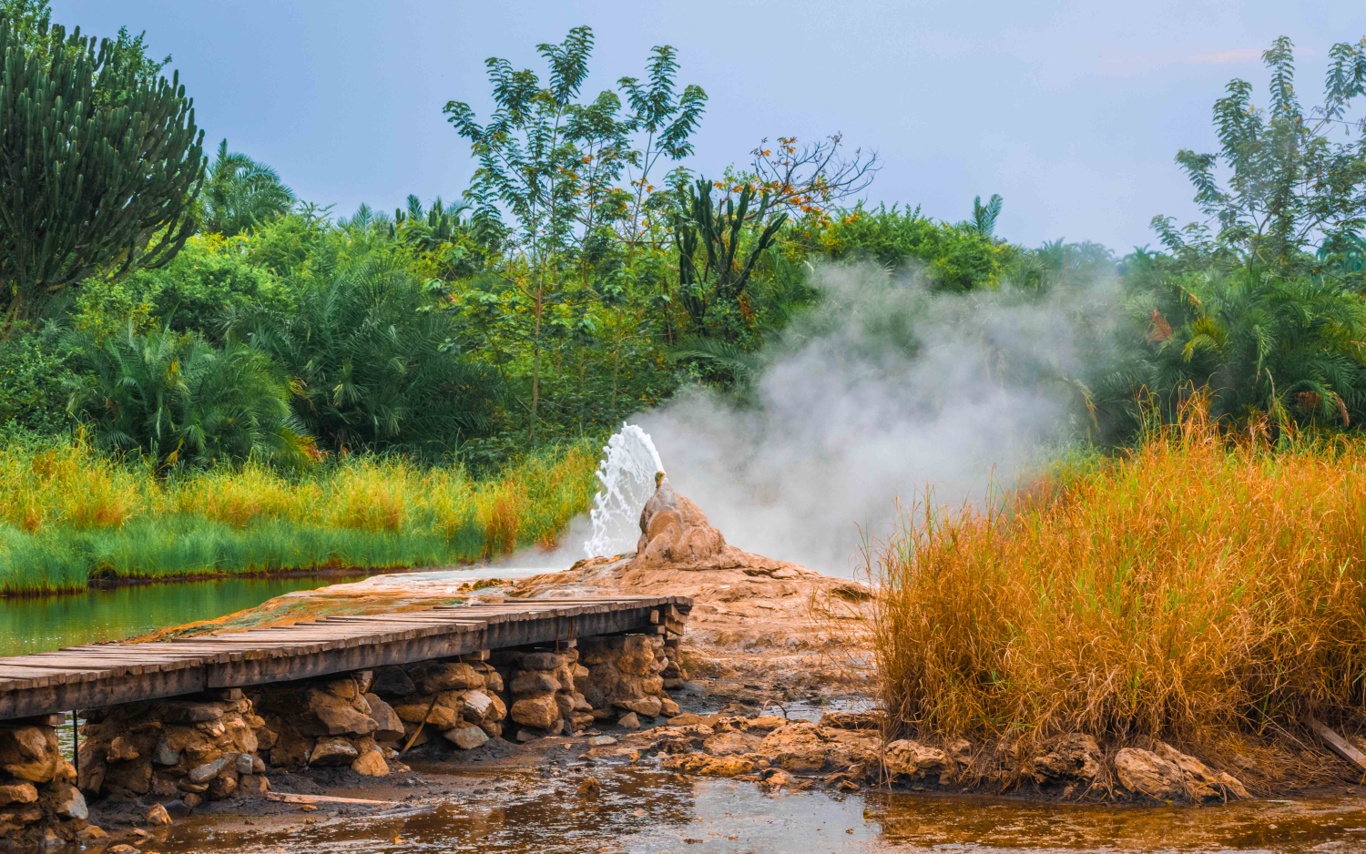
left=78, top=691, right=268, bottom=808
left=0, top=716, right=91, bottom=847
left=29, top=627, right=687, bottom=845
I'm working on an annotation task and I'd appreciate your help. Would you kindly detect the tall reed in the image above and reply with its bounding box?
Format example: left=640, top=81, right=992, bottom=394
left=873, top=409, right=1366, bottom=755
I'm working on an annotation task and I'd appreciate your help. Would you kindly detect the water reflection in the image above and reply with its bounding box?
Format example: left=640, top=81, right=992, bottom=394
left=0, top=575, right=364, bottom=657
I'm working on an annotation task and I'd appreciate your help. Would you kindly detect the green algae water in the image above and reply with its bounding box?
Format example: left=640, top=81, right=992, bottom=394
left=0, top=575, right=364, bottom=657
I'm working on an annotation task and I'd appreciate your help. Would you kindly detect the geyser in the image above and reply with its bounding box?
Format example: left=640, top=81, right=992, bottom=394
left=583, top=424, right=665, bottom=559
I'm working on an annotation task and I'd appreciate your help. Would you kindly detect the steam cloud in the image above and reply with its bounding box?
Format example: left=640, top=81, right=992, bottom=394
left=634, top=262, right=1120, bottom=576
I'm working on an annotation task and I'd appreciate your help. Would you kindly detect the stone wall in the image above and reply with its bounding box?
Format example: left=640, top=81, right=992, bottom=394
left=1, top=716, right=93, bottom=846
left=253, top=670, right=403, bottom=776
left=78, top=691, right=267, bottom=808
left=578, top=634, right=680, bottom=724
left=382, top=657, right=506, bottom=751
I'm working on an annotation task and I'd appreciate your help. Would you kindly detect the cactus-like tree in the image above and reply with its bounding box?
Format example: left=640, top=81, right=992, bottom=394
left=0, top=11, right=205, bottom=324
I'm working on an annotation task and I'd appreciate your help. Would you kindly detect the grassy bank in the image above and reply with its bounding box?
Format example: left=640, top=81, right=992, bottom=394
left=0, top=439, right=600, bottom=595
left=873, top=410, right=1366, bottom=766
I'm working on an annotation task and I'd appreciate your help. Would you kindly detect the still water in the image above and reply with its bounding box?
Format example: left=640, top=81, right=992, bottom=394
left=0, top=575, right=364, bottom=657
left=150, top=766, right=1366, bottom=854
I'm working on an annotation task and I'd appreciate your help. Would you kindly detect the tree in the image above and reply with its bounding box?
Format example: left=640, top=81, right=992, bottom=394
left=966, top=194, right=1003, bottom=238
left=674, top=179, right=787, bottom=347
left=746, top=133, right=879, bottom=220
left=1152, top=36, right=1366, bottom=273
left=200, top=140, right=296, bottom=236
left=0, top=11, right=204, bottom=324
left=444, top=26, right=706, bottom=442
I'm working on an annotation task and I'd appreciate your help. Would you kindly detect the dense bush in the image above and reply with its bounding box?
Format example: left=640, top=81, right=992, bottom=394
left=231, top=258, right=503, bottom=460
left=66, top=325, right=306, bottom=469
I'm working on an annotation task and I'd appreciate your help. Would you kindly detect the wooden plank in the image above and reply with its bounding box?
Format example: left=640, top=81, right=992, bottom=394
left=1309, top=717, right=1366, bottom=773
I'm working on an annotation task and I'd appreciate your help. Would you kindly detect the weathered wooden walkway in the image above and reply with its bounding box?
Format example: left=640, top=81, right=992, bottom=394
left=0, top=596, right=691, bottom=721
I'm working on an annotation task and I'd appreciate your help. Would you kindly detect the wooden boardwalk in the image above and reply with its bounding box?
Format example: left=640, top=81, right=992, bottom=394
left=0, top=595, right=691, bottom=721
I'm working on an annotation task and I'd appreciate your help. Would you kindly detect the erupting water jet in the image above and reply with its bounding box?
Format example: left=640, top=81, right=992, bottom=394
left=584, top=425, right=665, bottom=559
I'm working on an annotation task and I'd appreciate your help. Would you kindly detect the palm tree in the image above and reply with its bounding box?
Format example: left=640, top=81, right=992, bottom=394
left=200, top=139, right=296, bottom=236
left=229, top=258, right=503, bottom=459
left=66, top=324, right=306, bottom=468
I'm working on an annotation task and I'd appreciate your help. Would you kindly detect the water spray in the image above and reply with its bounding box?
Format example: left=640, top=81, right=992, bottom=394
left=584, top=425, right=664, bottom=559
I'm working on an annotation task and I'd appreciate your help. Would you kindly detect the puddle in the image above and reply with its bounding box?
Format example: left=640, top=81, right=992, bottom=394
left=149, top=765, right=1366, bottom=853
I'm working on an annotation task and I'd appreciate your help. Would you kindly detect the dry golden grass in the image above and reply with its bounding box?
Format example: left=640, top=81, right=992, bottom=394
left=873, top=407, right=1366, bottom=759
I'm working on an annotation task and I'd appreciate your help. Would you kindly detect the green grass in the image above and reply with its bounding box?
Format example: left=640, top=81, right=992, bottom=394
left=0, top=438, right=600, bottom=595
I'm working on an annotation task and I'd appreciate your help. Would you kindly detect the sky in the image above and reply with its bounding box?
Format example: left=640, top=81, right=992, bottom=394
left=48, top=0, right=1366, bottom=252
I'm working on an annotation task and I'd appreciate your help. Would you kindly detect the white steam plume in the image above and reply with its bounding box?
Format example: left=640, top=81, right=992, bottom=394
left=635, top=262, right=1119, bottom=576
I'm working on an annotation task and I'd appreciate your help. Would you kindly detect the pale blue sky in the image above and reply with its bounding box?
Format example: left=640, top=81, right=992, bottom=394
left=49, top=1, right=1365, bottom=251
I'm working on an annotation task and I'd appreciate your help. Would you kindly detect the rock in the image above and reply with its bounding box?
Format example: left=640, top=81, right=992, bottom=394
left=519, top=652, right=562, bottom=671
left=759, top=768, right=810, bottom=793
left=107, top=735, right=141, bottom=763
left=209, top=773, right=239, bottom=799
left=108, top=845, right=141, bottom=854
left=309, top=737, right=359, bottom=766
left=510, top=696, right=560, bottom=730
left=759, top=722, right=879, bottom=773
left=354, top=671, right=374, bottom=695
left=393, top=701, right=461, bottom=730
left=884, top=739, right=949, bottom=780
left=462, top=691, right=495, bottom=723
left=510, top=672, right=560, bottom=695
left=819, top=711, right=883, bottom=731
left=350, top=749, right=389, bottom=777
left=703, top=730, right=763, bottom=756
left=1028, top=734, right=1103, bottom=784
left=515, top=730, right=540, bottom=743
left=105, top=757, right=154, bottom=794
left=570, top=712, right=596, bottom=733
left=177, top=703, right=225, bottom=723
left=0, top=782, right=37, bottom=806
left=577, top=777, right=601, bottom=796
left=188, top=755, right=232, bottom=784
left=617, top=712, right=641, bottom=731
left=372, top=666, right=416, bottom=697
left=444, top=726, right=490, bottom=750
left=146, top=803, right=172, bottom=826
left=667, top=713, right=711, bottom=727
left=76, top=825, right=109, bottom=841
left=590, top=736, right=618, bottom=746
left=307, top=689, right=377, bottom=736
left=183, top=792, right=203, bottom=809
left=364, top=694, right=406, bottom=742
left=0, top=726, right=60, bottom=782
left=1114, top=747, right=1186, bottom=801
left=617, top=696, right=663, bottom=718
left=151, top=738, right=181, bottom=767
left=326, top=679, right=359, bottom=701
left=659, top=697, right=681, bottom=718
left=51, top=783, right=88, bottom=820
left=235, top=753, right=255, bottom=776
left=1154, top=743, right=1249, bottom=800
left=411, top=662, right=483, bottom=693
left=662, top=753, right=759, bottom=777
